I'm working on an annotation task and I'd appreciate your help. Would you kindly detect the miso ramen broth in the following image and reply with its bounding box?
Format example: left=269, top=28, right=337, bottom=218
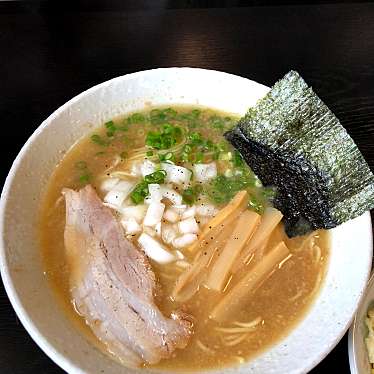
left=39, top=106, right=329, bottom=370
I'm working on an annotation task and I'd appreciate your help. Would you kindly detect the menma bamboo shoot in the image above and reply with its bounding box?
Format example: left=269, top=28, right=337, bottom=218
left=210, top=241, right=291, bottom=322
left=172, top=224, right=233, bottom=302
left=187, top=190, right=248, bottom=253
left=205, top=210, right=260, bottom=291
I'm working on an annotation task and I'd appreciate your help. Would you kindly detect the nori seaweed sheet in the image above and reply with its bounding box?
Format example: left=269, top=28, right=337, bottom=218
left=225, top=70, right=374, bottom=237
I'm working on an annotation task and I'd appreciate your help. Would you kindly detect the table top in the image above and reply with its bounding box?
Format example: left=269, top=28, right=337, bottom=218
left=1, top=1, right=374, bottom=373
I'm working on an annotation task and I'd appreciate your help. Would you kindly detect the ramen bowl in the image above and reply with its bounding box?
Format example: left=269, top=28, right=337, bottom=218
left=0, top=68, right=372, bottom=374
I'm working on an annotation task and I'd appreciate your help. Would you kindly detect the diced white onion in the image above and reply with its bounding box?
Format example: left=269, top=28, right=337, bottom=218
left=143, top=226, right=157, bottom=237
left=175, top=250, right=185, bottom=260
left=172, top=205, right=187, bottom=213
left=100, top=178, right=120, bottom=192
left=161, top=163, right=192, bottom=185
left=162, top=187, right=183, bottom=205
left=121, top=217, right=141, bottom=235
left=103, top=190, right=127, bottom=208
left=103, top=179, right=135, bottom=209
left=178, top=217, right=199, bottom=234
left=219, top=151, right=232, bottom=161
left=130, top=162, right=142, bottom=177
left=193, top=162, right=217, bottom=182
left=175, top=260, right=190, bottom=268
left=196, top=204, right=218, bottom=217
left=121, top=204, right=148, bottom=223
left=172, top=234, right=198, bottom=249
left=148, top=184, right=163, bottom=203
left=155, top=222, right=162, bottom=237
left=161, top=224, right=178, bottom=244
left=181, top=206, right=196, bottom=219
left=138, top=233, right=175, bottom=264
left=140, top=160, right=156, bottom=177
left=113, top=180, right=135, bottom=195
left=143, top=202, right=165, bottom=227
left=164, top=208, right=180, bottom=223
left=224, top=169, right=233, bottom=178
left=103, top=202, right=122, bottom=213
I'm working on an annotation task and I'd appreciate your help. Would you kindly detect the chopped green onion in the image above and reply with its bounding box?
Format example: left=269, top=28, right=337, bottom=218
left=145, top=124, right=182, bottom=150
left=191, top=109, right=201, bottom=118
left=203, top=139, right=214, bottom=151
left=127, top=113, right=146, bottom=124
left=213, top=152, right=220, bottom=160
left=183, top=144, right=192, bottom=153
left=212, top=142, right=228, bottom=160
left=180, top=151, right=190, bottom=163
left=163, top=108, right=177, bottom=119
left=79, top=173, right=91, bottom=184
left=209, top=115, right=225, bottom=130
left=146, top=150, right=154, bottom=157
left=179, top=143, right=193, bottom=163
left=91, top=134, right=108, bottom=146
left=95, top=151, right=106, bottom=156
left=248, top=196, right=263, bottom=214
left=130, top=170, right=167, bottom=204
left=105, top=120, right=117, bottom=137
left=118, top=122, right=129, bottom=131
left=120, top=151, right=128, bottom=159
left=75, top=160, right=87, bottom=170
left=150, top=109, right=164, bottom=124
left=150, top=108, right=178, bottom=124
left=182, top=188, right=195, bottom=205
left=163, top=123, right=182, bottom=136
left=182, top=185, right=202, bottom=205
left=206, top=172, right=257, bottom=205
left=233, top=150, right=244, bottom=167
left=219, top=151, right=232, bottom=161
left=216, top=142, right=228, bottom=152
left=159, top=152, right=175, bottom=162
left=188, top=132, right=204, bottom=146
left=105, top=121, right=115, bottom=129
left=194, top=152, right=204, bottom=163
left=144, top=170, right=167, bottom=184
left=130, top=181, right=149, bottom=204
left=177, top=109, right=201, bottom=126
left=262, top=187, right=277, bottom=200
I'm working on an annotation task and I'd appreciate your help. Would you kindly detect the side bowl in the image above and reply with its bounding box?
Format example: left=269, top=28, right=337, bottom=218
left=349, top=273, right=374, bottom=374
left=0, top=67, right=372, bottom=374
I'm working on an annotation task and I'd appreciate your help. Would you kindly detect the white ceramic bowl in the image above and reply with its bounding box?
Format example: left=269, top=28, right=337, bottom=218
left=349, top=273, right=374, bottom=374
left=0, top=67, right=372, bottom=374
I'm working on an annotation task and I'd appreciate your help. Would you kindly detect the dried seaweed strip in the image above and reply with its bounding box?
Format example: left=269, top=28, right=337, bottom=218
left=225, top=71, right=374, bottom=236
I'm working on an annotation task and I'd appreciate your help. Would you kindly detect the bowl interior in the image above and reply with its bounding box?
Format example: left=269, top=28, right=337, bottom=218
left=1, top=67, right=372, bottom=374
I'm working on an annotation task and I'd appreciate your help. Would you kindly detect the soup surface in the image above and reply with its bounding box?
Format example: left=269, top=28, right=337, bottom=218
left=39, top=106, right=329, bottom=370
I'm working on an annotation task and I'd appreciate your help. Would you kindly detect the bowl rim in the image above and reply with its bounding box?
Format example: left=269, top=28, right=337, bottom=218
left=0, top=67, right=372, bottom=374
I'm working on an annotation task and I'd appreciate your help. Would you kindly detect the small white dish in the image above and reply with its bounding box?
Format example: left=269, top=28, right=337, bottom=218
left=349, top=272, right=374, bottom=374
left=0, top=67, right=372, bottom=374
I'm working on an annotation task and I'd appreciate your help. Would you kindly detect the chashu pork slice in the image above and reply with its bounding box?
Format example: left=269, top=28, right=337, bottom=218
left=63, top=185, right=192, bottom=367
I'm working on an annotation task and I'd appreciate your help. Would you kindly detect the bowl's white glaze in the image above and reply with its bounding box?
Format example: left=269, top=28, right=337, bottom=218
left=0, top=68, right=372, bottom=374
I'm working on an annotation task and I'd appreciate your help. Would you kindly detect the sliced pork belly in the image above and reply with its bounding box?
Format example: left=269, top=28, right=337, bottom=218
left=63, top=185, right=192, bottom=367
